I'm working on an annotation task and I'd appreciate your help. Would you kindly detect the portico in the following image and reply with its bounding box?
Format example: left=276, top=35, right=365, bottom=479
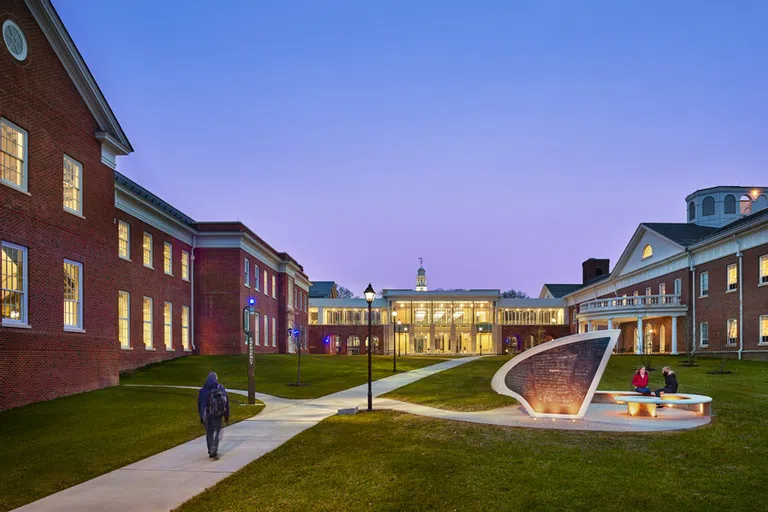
left=576, top=294, right=686, bottom=355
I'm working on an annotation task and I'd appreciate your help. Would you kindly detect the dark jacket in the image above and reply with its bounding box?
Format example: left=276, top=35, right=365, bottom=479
left=198, top=372, right=229, bottom=422
left=662, top=372, right=679, bottom=393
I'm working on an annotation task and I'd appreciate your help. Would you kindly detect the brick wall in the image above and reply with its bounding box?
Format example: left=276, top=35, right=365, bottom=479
left=114, top=213, right=193, bottom=371
left=0, top=0, right=119, bottom=409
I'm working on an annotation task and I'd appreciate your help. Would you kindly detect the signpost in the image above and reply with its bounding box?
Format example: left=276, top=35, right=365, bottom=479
left=243, top=298, right=256, bottom=405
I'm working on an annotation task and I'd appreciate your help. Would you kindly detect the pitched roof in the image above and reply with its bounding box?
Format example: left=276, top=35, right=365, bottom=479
left=707, top=206, right=768, bottom=239
left=641, top=223, right=717, bottom=246
left=543, top=284, right=584, bottom=298
left=114, top=171, right=196, bottom=227
left=309, top=281, right=336, bottom=298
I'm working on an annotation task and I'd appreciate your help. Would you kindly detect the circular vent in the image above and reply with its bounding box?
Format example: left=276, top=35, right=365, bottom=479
left=3, top=20, right=28, bottom=61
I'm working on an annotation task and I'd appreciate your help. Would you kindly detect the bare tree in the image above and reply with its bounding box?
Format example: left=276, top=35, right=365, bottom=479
left=336, top=286, right=355, bottom=299
left=502, top=289, right=530, bottom=299
left=287, top=325, right=308, bottom=386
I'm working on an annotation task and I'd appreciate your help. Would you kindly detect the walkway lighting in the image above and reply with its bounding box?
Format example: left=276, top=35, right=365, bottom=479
left=364, top=283, right=375, bottom=411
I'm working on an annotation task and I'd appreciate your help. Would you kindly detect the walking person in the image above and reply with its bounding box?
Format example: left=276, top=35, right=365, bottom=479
left=631, top=366, right=652, bottom=395
left=198, top=372, right=229, bottom=458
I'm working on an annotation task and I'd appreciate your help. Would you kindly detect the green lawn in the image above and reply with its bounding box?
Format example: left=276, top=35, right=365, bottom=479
left=0, top=387, right=263, bottom=512
left=176, top=356, right=768, bottom=512
left=383, top=355, right=517, bottom=411
left=121, top=354, right=446, bottom=399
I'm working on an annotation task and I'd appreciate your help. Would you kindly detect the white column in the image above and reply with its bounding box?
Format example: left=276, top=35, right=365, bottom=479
left=607, top=318, right=614, bottom=330
left=671, top=316, right=679, bottom=355
left=636, top=316, right=643, bottom=354
left=586, top=321, right=592, bottom=332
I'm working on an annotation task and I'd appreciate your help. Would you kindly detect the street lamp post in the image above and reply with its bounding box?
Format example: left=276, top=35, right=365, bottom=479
left=391, top=309, right=397, bottom=372
left=364, top=283, right=376, bottom=412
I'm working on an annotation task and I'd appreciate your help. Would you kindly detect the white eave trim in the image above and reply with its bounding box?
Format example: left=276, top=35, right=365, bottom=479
left=25, top=0, right=133, bottom=154
left=115, top=185, right=196, bottom=245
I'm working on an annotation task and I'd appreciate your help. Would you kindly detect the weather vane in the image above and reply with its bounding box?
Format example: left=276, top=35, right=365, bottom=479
left=419, top=256, right=423, bottom=266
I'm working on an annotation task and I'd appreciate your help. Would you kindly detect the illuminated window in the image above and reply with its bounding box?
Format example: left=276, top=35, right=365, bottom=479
left=143, top=232, right=153, bottom=268
left=164, top=302, right=172, bottom=350
left=253, top=312, right=260, bottom=346
left=727, top=264, right=737, bottom=292
left=272, top=275, right=276, bottom=299
left=288, top=277, right=294, bottom=308
left=164, top=242, right=172, bottom=275
left=726, top=318, right=737, bottom=346
left=700, top=272, right=709, bottom=297
left=63, top=260, right=82, bottom=329
left=143, top=297, right=153, bottom=349
left=1, top=242, right=27, bottom=325
left=118, top=291, right=130, bottom=348
left=760, top=315, right=768, bottom=345
left=244, top=258, right=250, bottom=287
left=263, top=269, right=268, bottom=295
left=181, top=250, right=189, bottom=281
left=641, top=244, right=653, bottom=259
left=118, top=220, right=130, bottom=259
left=254, top=265, right=260, bottom=291
left=699, top=322, right=708, bottom=347
left=63, top=155, right=82, bottom=215
left=0, top=118, right=27, bottom=191
left=760, top=255, right=768, bottom=285
left=659, top=283, right=666, bottom=296
left=181, top=305, right=190, bottom=350
left=263, top=315, right=268, bottom=347
left=272, top=316, right=276, bottom=346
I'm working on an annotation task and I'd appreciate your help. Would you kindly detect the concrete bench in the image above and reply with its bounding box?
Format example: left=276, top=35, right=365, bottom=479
left=611, top=394, right=713, bottom=418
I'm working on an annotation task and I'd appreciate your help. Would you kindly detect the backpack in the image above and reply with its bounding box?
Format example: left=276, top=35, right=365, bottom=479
left=206, top=387, right=227, bottom=419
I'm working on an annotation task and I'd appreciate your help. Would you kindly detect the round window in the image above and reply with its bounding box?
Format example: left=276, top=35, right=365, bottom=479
left=3, top=20, right=28, bottom=61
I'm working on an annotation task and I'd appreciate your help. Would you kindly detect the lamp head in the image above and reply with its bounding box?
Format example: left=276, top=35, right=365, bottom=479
left=364, top=283, right=375, bottom=304
left=248, top=297, right=256, bottom=306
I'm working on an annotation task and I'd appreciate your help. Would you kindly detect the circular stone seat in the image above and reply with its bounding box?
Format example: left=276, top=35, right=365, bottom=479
left=612, top=393, right=712, bottom=417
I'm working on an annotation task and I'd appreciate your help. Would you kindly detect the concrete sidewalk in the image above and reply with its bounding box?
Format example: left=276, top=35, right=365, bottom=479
left=14, top=357, right=478, bottom=512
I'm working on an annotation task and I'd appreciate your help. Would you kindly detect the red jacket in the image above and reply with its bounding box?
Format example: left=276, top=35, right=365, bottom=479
left=632, top=372, right=649, bottom=388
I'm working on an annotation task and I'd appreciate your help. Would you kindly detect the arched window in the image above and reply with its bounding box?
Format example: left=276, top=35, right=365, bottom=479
left=702, top=196, right=715, bottom=216
left=755, top=195, right=768, bottom=212
left=365, top=336, right=380, bottom=354
left=724, top=194, right=736, bottom=214
left=642, top=244, right=653, bottom=259
left=644, top=324, right=653, bottom=354
left=740, top=195, right=752, bottom=216
left=688, top=201, right=695, bottom=221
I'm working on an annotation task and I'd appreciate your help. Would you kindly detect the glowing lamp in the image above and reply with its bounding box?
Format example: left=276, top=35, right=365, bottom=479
left=248, top=297, right=256, bottom=306
left=364, top=283, right=376, bottom=304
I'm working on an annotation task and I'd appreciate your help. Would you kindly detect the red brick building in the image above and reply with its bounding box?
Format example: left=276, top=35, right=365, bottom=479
left=0, top=1, right=309, bottom=410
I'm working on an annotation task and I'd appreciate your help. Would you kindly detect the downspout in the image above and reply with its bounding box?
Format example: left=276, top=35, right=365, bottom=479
left=736, top=235, right=743, bottom=360
left=191, top=234, right=197, bottom=353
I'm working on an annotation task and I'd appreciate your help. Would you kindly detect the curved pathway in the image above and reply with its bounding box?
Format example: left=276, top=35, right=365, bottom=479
left=14, top=357, right=479, bottom=512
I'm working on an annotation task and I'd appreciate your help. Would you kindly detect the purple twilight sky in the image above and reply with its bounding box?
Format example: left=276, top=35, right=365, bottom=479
left=55, top=0, right=767, bottom=297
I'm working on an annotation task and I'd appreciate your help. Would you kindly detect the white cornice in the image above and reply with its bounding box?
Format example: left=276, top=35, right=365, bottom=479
left=24, top=0, right=132, bottom=154
left=115, top=185, right=196, bottom=245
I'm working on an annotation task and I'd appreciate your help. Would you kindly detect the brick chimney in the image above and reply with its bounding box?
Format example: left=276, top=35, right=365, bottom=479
left=582, top=258, right=609, bottom=284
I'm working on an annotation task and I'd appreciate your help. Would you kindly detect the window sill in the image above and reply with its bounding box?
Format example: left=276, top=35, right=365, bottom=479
left=145, top=347, right=156, bottom=351
left=64, top=327, right=86, bottom=333
left=64, top=208, right=85, bottom=219
left=182, top=277, right=190, bottom=282
left=1, top=180, right=30, bottom=195
left=183, top=348, right=192, bottom=352
left=120, top=346, right=133, bottom=351
left=758, top=343, right=768, bottom=347
left=144, top=265, right=155, bottom=270
left=759, top=281, right=768, bottom=287
left=165, top=272, right=174, bottom=277
left=1, top=322, right=32, bottom=329
left=166, top=348, right=175, bottom=352
left=699, top=294, right=709, bottom=299
left=726, top=289, right=737, bottom=294
left=119, top=256, right=132, bottom=262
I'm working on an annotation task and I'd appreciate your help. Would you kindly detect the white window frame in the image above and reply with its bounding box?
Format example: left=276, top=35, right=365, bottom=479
left=118, top=291, right=130, bottom=349
left=63, top=259, right=84, bottom=331
left=726, top=318, right=738, bottom=346
left=272, top=275, right=277, bottom=299
left=118, top=220, right=130, bottom=260
left=143, top=296, right=154, bottom=349
left=164, top=242, right=173, bottom=275
left=644, top=287, right=651, bottom=297
left=254, top=264, right=260, bottom=291
left=181, top=250, right=190, bottom=281
left=272, top=316, right=276, bottom=347
left=263, top=269, right=268, bottom=295
left=0, top=117, right=28, bottom=193
left=1, top=241, right=28, bottom=327
left=244, top=258, right=250, bottom=288
left=760, top=315, right=768, bottom=345
left=254, top=312, right=260, bottom=346
left=700, top=271, right=709, bottom=297
left=164, top=301, right=173, bottom=350
left=264, top=314, right=269, bottom=347
left=726, top=264, right=737, bottom=292
left=659, top=283, right=666, bottom=296
left=143, top=232, right=154, bottom=269
left=181, top=305, right=190, bottom=351
left=699, top=322, right=708, bottom=347
left=759, top=255, right=768, bottom=286
left=674, top=278, right=682, bottom=296
left=62, top=155, right=83, bottom=216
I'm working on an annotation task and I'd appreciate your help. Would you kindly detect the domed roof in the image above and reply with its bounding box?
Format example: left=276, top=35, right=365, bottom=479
left=417, top=266, right=425, bottom=276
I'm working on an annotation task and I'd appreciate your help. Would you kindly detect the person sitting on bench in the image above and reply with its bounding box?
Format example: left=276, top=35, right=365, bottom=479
left=654, top=366, right=678, bottom=400
left=631, top=366, right=652, bottom=395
